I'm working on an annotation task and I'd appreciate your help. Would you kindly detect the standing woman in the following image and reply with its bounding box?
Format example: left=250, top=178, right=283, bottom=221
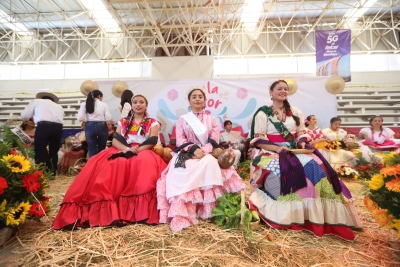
left=120, top=90, right=134, bottom=118
left=157, top=88, right=245, bottom=232
left=248, top=80, right=361, bottom=240
left=77, top=90, right=113, bottom=157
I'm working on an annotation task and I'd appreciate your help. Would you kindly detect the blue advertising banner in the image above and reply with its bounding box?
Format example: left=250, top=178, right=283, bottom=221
left=316, top=29, right=351, bottom=81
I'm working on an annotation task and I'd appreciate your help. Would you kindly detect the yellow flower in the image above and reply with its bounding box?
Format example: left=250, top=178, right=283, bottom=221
left=0, top=199, right=7, bottom=216
left=340, top=172, right=344, bottom=176
left=385, top=177, right=400, bottom=193
left=6, top=202, right=31, bottom=226
left=381, top=152, right=398, bottom=162
left=392, top=219, right=400, bottom=231
left=1, top=154, right=31, bottom=173
left=369, top=174, right=384, bottom=190
left=371, top=209, right=392, bottom=229
left=354, top=175, right=358, bottom=179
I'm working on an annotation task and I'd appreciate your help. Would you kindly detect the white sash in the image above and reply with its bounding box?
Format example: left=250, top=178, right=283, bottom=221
left=11, top=127, right=33, bottom=144
left=182, top=112, right=208, bottom=146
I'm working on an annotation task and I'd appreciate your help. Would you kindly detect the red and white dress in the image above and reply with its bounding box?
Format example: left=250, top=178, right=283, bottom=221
left=52, top=117, right=167, bottom=230
left=157, top=111, right=245, bottom=232
left=359, top=127, right=400, bottom=148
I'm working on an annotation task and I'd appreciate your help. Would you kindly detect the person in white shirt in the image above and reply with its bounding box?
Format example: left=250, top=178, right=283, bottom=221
left=21, top=92, right=64, bottom=177
left=219, top=120, right=245, bottom=169
left=77, top=90, right=113, bottom=157
left=120, top=90, right=133, bottom=118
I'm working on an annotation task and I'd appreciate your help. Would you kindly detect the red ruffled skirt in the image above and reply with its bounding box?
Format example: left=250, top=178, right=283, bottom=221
left=52, top=147, right=167, bottom=230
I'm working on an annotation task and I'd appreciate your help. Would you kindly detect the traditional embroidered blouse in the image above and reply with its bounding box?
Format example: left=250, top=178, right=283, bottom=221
left=322, top=128, right=347, bottom=141
left=118, top=117, right=159, bottom=144
left=304, top=127, right=324, bottom=141
left=359, top=127, right=395, bottom=144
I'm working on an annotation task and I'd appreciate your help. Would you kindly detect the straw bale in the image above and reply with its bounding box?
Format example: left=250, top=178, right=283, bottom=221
left=0, top=176, right=398, bottom=267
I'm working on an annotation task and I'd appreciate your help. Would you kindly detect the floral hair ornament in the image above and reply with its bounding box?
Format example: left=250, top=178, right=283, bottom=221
left=187, top=85, right=206, bottom=99
left=304, top=118, right=310, bottom=125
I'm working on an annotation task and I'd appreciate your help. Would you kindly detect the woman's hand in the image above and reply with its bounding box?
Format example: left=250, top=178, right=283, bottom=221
left=194, top=148, right=205, bottom=159
left=299, top=142, right=306, bottom=149
left=275, top=145, right=289, bottom=153
left=126, top=145, right=139, bottom=153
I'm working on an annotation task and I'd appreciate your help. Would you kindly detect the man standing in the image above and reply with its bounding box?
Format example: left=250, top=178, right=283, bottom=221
left=21, top=92, right=64, bottom=178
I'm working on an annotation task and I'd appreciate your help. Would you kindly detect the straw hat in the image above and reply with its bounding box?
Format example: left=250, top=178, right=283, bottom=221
left=36, top=92, right=59, bottom=103
left=284, top=78, right=298, bottom=95
left=325, top=76, right=345, bottom=95
left=80, top=80, right=99, bottom=96
left=112, top=81, right=129, bottom=98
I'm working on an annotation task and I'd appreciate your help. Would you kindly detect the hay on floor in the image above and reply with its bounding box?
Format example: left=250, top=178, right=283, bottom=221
left=1, top=176, right=399, bottom=267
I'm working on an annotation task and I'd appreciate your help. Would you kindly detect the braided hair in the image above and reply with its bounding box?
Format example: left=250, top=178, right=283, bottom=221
left=270, top=80, right=300, bottom=126
left=369, top=115, right=384, bottom=135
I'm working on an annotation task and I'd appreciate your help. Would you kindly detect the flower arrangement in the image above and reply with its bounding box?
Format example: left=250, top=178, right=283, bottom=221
left=0, top=126, right=51, bottom=230
left=354, top=152, right=383, bottom=180
left=337, top=165, right=359, bottom=179
left=323, top=140, right=343, bottom=151
left=364, top=152, right=400, bottom=237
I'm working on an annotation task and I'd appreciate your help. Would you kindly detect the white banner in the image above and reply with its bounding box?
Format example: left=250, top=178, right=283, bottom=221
left=98, top=77, right=336, bottom=143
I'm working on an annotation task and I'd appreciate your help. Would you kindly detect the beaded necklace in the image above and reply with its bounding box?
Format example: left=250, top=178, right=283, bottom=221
left=270, top=105, right=286, bottom=122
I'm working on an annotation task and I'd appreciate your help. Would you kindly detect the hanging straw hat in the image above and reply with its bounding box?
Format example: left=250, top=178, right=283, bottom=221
left=284, top=78, right=298, bottom=95
left=112, top=81, right=129, bottom=98
left=36, top=92, right=59, bottom=103
left=325, top=76, right=345, bottom=95
left=80, top=80, right=99, bottom=96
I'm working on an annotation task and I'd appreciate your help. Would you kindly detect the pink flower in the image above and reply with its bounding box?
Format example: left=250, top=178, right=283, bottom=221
left=168, top=89, right=178, bottom=101
left=237, top=88, right=248, bottom=100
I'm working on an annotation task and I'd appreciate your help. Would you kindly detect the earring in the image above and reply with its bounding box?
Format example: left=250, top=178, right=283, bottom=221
left=188, top=106, right=192, bottom=110
left=270, top=95, right=273, bottom=100
left=202, top=106, right=206, bottom=110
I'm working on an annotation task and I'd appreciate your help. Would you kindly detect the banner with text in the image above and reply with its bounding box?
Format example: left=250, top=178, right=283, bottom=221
left=98, top=77, right=336, bottom=143
left=316, top=29, right=351, bottom=81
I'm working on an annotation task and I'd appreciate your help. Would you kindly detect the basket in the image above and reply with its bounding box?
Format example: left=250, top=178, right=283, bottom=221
left=0, top=228, right=13, bottom=246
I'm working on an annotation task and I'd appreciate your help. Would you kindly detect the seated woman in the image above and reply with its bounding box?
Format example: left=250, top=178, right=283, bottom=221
left=74, top=121, right=88, bottom=157
left=106, top=121, right=116, bottom=148
left=52, top=95, right=167, bottom=230
left=359, top=115, right=400, bottom=151
left=219, top=120, right=246, bottom=169
left=157, top=88, right=245, bottom=232
left=320, top=117, right=356, bottom=169
left=21, top=117, right=35, bottom=147
left=303, top=115, right=325, bottom=146
left=248, top=80, right=362, bottom=241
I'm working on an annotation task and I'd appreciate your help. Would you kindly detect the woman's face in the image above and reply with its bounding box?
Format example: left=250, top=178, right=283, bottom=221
left=189, top=89, right=205, bottom=111
left=309, top=116, right=317, bottom=126
left=132, top=96, right=148, bottom=115
left=27, top=118, right=35, bottom=127
left=81, top=122, right=86, bottom=130
left=371, top=117, right=383, bottom=128
left=107, top=122, right=113, bottom=130
left=331, top=120, right=341, bottom=130
left=270, top=82, right=289, bottom=102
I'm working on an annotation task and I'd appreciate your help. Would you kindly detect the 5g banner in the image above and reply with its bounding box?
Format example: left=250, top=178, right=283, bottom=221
left=315, top=29, right=351, bottom=82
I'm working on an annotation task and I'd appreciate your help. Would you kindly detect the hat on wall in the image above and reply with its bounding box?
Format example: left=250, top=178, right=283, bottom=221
left=325, top=76, right=345, bottom=95
left=112, top=81, right=129, bottom=98
left=36, top=92, right=59, bottom=103
left=80, top=80, right=99, bottom=96
left=284, top=78, right=298, bottom=95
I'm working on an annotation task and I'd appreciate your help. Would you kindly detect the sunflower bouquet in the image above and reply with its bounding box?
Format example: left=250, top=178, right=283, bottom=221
left=0, top=126, right=51, bottom=230
left=364, top=152, right=400, bottom=237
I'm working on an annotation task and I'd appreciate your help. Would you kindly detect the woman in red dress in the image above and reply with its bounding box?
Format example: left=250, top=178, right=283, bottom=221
left=52, top=95, right=167, bottom=230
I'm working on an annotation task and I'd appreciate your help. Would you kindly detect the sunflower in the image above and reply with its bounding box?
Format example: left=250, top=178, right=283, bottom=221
left=6, top=202, right=31, bottom=226
left=0, top=176, right=8, bottom=194
left=392, top=219, right=400, bottom=232
left=369, top=174, right=384, bottom=191
left=0, top=199, right=7, bottom=216
left=1, top=154, right=31, bottom=173
left=385, top=177, right=400, bottom=193
left=371, top=209, right=392, bottom=229
left=363, top=196, right=378, bottom=211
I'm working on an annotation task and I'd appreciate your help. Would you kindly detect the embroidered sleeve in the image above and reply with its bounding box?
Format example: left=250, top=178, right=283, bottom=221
left=201, top=116, right=220, bottom=154
left=292, top=106, right=310, bottom=142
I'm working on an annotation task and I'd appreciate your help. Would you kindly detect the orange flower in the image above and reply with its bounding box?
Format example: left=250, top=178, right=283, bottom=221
left=385, top=177, right=400, bottom=193
left=371, top=209, right=392, bottom=229
left=380, top=165, right=400, bottom=177
left=364, top=196, right=378, bottom=211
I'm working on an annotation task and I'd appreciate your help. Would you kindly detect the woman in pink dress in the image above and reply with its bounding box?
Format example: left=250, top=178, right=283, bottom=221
left=359, top=115, right=400, bottom=150
left=52, top=95, right=167, bottom=230
left=157, top=88, right=245, bottom=232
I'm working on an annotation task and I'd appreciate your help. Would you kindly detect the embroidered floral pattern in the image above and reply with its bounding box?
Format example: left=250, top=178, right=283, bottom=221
left=120, top=117, right=156, bottom=138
